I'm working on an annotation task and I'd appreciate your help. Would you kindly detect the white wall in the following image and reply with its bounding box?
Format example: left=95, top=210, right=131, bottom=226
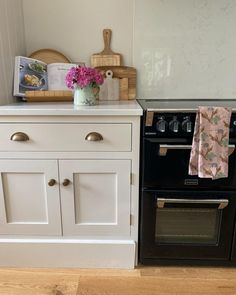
left=0, top=0, right=26, bottom=105
left=4, top=0, right=236, bottom=102
left=134, top=0, right=236, bottom=99
left=22, top=0, right=134, bottom=66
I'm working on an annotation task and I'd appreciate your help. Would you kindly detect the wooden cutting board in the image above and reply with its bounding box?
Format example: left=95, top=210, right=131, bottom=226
left=96, top=66, right=136, bottom=100
left=25, top=90, right=72, bottom=102
left=29, top=48, right=71, bottom=64
left=91, top=29, right=122, bottom=67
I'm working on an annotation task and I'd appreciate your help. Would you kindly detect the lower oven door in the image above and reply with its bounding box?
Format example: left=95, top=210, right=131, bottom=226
left=139, top=190, right=236, bottom=263
left=142, top=138, right=236, bottom=189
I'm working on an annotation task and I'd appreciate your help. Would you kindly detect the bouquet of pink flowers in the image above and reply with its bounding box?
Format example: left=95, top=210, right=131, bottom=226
left=65, top=66, right=104, bottom=89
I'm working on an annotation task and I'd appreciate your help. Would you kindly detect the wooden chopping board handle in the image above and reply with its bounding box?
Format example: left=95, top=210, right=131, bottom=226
left=101, top=29, right=115, bottom=55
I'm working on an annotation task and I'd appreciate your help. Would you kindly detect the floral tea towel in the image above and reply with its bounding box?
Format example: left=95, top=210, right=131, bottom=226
left=189, top=106, right=232, bottom=180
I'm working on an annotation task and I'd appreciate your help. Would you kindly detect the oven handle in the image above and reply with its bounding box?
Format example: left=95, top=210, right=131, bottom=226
left=159, top=144, right=235, bottom=156
left=157, top=198, right=229, bottom=209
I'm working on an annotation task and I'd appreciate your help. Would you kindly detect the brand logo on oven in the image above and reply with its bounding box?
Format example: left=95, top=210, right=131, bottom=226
left=184, top=179, right=199, bottom=186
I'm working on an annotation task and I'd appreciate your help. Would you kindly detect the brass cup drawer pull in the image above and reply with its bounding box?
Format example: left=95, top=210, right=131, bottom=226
left=85, top=132, right=103, bottom=141
left=10, top=132, right=29, bottom=142
left=62, top=179, right=70, bottom=186
left=48, top=179, right=56, bottom=187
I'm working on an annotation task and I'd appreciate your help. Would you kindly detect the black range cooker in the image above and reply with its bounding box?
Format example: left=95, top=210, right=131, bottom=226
left=137, top=99, right=236, bottom=265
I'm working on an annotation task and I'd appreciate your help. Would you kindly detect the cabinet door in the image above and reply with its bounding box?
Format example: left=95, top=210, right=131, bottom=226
left=0, top=160, right=61, bottom=235
left=59, top=160, right=131, bottom=237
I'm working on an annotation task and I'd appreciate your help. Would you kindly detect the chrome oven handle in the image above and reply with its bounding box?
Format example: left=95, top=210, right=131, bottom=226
left=157, top=198, right=229, bottom=209
left=159, top=144, right=235, bottom=156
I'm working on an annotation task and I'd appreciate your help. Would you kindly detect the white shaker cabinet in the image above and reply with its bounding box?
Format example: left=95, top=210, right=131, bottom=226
left=0, top=159, right=61, bottom=236
left=0, top=101, right=142, bottom=268
left=60, top=159, right=131, bottom=237
left=0, top=159, right=131, bottom=237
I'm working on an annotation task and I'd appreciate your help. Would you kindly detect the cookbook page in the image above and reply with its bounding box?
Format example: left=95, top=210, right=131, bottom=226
left=13, top=56, right=48, bottom=97
left=47, top=63, right=79, bottom=91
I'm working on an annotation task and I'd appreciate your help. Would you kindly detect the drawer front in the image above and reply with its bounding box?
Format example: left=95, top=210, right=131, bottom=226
left=0, top=123, right=132, bottom=152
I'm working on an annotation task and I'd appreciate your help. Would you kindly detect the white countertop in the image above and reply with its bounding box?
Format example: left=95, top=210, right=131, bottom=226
left=0, top=100, right=143, bottom=116
left=137, top=99, right=236, bottom=112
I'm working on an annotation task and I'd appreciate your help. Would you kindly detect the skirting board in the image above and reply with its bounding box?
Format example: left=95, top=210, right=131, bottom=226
left=0, top=239, right=136, bottom=269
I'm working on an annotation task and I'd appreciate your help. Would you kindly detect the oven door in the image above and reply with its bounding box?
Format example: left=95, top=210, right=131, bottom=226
left=142, top=138, right=236, bottom=189
left=139, top=190, right=236, bottom=263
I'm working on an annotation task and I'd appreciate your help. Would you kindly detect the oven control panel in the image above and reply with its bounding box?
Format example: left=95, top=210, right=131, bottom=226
left=144, top=113, right=196, bottom=138
left=156, top=115, right=192, bottom=134
left=143, top=112, right=236, bottom=140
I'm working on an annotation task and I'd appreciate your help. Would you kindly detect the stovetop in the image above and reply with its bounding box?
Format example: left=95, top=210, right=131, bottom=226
left=137, top=99, right=236, bottom=139
left=137, top=99, right=236, bottom=112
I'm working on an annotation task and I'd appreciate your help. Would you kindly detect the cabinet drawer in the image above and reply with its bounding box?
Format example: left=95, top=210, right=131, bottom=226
left=0, top=123, right=132, bottom=152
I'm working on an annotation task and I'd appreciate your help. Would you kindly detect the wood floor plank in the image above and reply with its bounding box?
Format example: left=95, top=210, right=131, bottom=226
left=139, top=266, right=236, bottom=279
left=76, top=275, right=236, bottom=295
left=0, top=268, right=79, bottom=295
left=0, top=266, right=236, bottom=295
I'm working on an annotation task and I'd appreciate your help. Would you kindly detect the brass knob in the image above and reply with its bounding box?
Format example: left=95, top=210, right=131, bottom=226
left=10, top=132, right=29, bottom=141
left=85, top=132, right=103, bottom=141
left=62, top=179, right=70, bottom=186
left=48, top=179, right=56, bottom=186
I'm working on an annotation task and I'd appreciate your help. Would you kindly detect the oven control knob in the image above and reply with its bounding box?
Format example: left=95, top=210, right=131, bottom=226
left=169, top=116, right=180, bottom=133
left=156, top=117, right=168, bottom=133
left=182, top=117, right=192, bottom=133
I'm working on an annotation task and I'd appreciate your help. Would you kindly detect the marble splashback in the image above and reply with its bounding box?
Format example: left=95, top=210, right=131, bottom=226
left=134, top=0, right=236, bottom=99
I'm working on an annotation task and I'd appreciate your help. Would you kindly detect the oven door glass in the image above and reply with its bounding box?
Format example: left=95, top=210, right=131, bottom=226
left=140, top=191, right=236, bottom=262
left=142, top=138, right=236, bottom=189
left=156, top=200, right=223, bottom=244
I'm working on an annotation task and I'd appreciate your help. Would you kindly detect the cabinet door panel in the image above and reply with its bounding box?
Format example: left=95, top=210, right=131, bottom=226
left=59, top=160, right=131, bottom=237
left=0, top=160, right=61, bottom=235
left=74, top=173, right=116, bottom=224
left=2, top=172, right=47, bottom=223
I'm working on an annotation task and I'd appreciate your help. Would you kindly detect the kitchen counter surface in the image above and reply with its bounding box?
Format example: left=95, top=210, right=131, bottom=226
left=137, top=98, right=236, bottom=112
left=0, top=100, right=143, bottom=116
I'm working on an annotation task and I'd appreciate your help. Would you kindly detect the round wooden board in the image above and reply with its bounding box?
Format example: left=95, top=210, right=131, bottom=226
left=28, top=48, right=71, bottom=64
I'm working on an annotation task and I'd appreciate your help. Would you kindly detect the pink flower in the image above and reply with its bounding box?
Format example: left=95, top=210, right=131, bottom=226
left=65, top=66, right=104, bottom=89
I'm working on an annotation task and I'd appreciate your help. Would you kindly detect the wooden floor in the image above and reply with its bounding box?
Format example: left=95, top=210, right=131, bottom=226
left=0, top=266, right=236, bottom=295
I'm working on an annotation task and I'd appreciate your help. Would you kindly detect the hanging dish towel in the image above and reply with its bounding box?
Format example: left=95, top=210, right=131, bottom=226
left=189, top=106, right=232, bottom=180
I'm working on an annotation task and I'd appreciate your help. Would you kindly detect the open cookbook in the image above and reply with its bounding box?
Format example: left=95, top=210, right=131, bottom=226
left=13, top=56, right=82, bottom=97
